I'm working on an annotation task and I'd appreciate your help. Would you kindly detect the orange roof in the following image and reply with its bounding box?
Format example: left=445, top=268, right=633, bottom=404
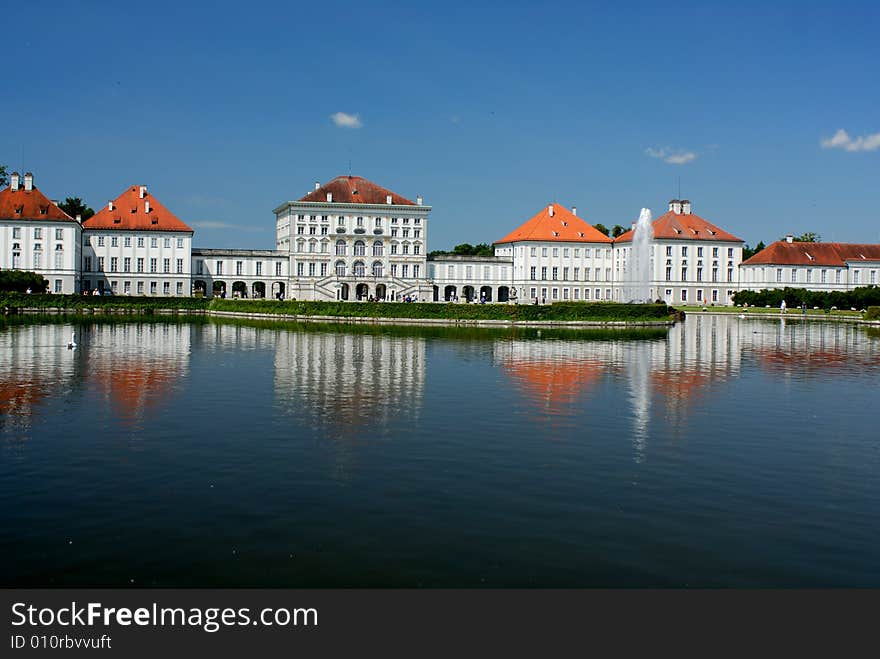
left=742, top=241, right=880, bottom=266
left=0, top=179, right=76, bottom=223
left=299, top=175, right=417, bottom=205
left=502, top=357, right=604, bottom=413
left=615, top=209, right=742, bottom=243
left=495, top=204, right=612, bottom=244
left=83, top=185, right=192, bottom=232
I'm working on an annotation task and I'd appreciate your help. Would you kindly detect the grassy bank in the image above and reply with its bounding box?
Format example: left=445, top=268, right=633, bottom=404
left=1, top=293, right=674, bottom=323
left=678, top=305, right=866, bottom=319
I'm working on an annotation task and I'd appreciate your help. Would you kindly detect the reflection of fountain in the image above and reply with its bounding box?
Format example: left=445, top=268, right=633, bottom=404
left=627, top=208, right=654, bottom=303
left=626, top=341, right=652, bottom=463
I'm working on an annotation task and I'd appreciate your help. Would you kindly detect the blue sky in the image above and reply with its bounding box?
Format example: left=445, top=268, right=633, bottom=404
left=3, top=0, right=878, bottom=249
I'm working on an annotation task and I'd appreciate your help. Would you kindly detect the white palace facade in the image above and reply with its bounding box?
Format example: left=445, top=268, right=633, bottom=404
left=2, top=172, right=878, bottom=304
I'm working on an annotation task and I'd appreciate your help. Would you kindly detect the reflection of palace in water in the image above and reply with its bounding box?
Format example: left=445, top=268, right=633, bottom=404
left=273, top=331, right=426, bottom=434
left=0, top=324, right=78, bottom=429
left=85, top=323, right=190, bottom=422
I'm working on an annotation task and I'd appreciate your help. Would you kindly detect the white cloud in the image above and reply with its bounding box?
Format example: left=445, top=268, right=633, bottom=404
left=331, top=112, right=363, bottom=129
left=821, top=128, right=880, bottom=152
left=645, top=147, right=697, bottom=165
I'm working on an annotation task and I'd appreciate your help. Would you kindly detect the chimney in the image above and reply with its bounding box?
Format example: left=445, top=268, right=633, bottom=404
left=386, top=194, right=392, bottom=205
left=145, top=200, right=151, bottom=213
left=572, top=206, right=577, bottom=216
left=669, top=199, right=682, bottom=214
left=548, top=204, right=554, bottom=217
left=417, top=195, right=423, bottom=206
left=23, top=172, right=33, bottom=191
left=10, top=172, right=20, bottom=190
left=314, top=181, right=321, bottom=191
left=681, top=199, right=692, bottom=215
left=108, top=200, right=114, bottom=211
left=326, top=192, right=333, bottom=202
left=785, top=234, right=793, bottom=243
left=139, top=185, right=147, bottom=199
left=76, top=214, right=82, bottom=223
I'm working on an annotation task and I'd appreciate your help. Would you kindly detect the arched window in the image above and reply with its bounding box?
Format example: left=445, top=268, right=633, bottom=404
left=353, top=260, right=366, bottom=277
left=402, top=242, right=410, bottom=255
left=297, top=239, right=306, bottom=252
left=354, top=240, right=366, bottom=256
left=372, top=260, right=384, bottom=277
left=335, top=260, right=346, bottom=276
left=309, top=240, right=317, bottom=253
left=320, top=240, right=329, bottom=253
left=335, top=239, right=347, bottom=256
left=373, top=240, right=384, bottom=256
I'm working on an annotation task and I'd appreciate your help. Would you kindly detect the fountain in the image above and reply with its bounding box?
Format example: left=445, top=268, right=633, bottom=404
left=627, top=207, right=654, bottom=303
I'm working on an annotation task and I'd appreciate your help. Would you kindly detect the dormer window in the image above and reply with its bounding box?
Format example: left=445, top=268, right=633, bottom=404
left=151, top=218, right=159, bottom=225
left=578, top=232, right=584, bottom=237
left=561, top=221, right=568, bottom=227
left=14, top=205, right=23, bottom=214
left=131, top=207, right=137, bottom=213
left=552, top=231, right=559, bottom=237
left=39, top=206, right=48, bottom=215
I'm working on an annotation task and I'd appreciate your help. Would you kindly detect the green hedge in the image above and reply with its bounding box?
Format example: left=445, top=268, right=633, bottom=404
left=733, top=286, right=880, bottom=310
left=866, top=307, right=880, bottom=321
left=0, top=270, right=48, bottom=293
left=207, top=299, right=673, bottom=322
left=0, top=293, right=673, bottom=322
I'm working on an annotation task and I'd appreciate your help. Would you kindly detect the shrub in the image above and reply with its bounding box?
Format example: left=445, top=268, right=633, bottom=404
left=733, top=286, right=880, bottom=310
left=866, top=307, right=880, bottom=321
left=0, top=270, right=48, bottom=293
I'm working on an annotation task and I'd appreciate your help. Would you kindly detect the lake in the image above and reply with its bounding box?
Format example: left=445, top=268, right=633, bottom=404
left=1, top=315, right=878, bottom=587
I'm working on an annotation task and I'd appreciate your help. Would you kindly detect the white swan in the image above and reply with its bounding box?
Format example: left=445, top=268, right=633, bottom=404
left=67, top=332, right=77, bottom=350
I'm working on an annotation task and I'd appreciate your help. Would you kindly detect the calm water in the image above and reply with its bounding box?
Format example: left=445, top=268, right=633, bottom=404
left=1, top=315, right=878, bottom=587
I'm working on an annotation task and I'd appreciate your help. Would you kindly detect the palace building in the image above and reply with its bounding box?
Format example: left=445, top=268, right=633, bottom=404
left=0, top=172, right=81, bottom=293
left=2, top=172, right=877, bottom=303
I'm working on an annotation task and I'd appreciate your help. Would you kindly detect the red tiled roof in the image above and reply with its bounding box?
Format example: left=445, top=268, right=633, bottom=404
left=83, top=185, right=192, bottom=232
left=0, top=182, right=76, bottom=223
left=741, top=241, right=880, bottom=266
left=615, top=210, right=742, bottom=243
left=495, top=204, right=612, bottom=244
left=298, top=175, right=417, bottom=205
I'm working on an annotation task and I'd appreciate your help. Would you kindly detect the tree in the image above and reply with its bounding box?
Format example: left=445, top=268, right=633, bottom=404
left=58, top=197, right=95, bottom=221
left=0, top=270, right=49, bottom=292
left=611, top=225, right=626, bottom=238
left=594, top=223, right=610, bottom=237
left=743, top=240, right=766, bottom=260
left=0, top=164, right=7, bottom=187
left=792, top=232, right=821, bottom=243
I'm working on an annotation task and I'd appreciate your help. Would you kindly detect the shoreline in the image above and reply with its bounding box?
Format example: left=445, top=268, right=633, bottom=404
left=5, top=306, right=676, bottom=328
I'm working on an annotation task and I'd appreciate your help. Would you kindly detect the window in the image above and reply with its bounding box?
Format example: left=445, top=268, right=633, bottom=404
left=728, top=248, right=734, bottom=259
left=681, top=246, right=688, bottom=257
left=320, top=263, right=327, bottom=277
left=137, top=257, right=144, bottom=273
left=712, top=267, right=718, bottom=282
left=871, top=270, right=877, bottom=285
left=354, top=241, right=366, bottom=256
left=821, top=269, right=827, bottom=284
left=574, top=288, right=580, bottom=300
left=54, top=228, right=64, bottom=240
left=542, top=248, right=548, bottom=257
left=256, top=262, right=262, bottom=276
left=111, top=236, right=118, bottom=247
left=297, top=262, right=304, bottom=276
left=552, top=267, right=558, bottom=280
left=835, top=270, right=841, bottom=284
left=595, top=288, right=601, bottom=300
left=727, top=268, right=733, bottom=282
left=336, top=240, right=347, bottom=256
left=97, top=236, right=105, bottom=247
left=164, top=238, right=171, bottom=248
left=530, top=247, right=537, bottom=257
left=712, top=247, right=718, bottom=258
left=413, top=265, right=420, bottom=278
left=124, top=236, right=131, bottom=247
left=666, top=246, right=672, bottom=257
left=391, top=264, right=398, bottom=277
left=34, top=228, right=43, bottom=239
left=372, top=261, right=384, bottom=277
left=594, top=267, right=600, bottom=280
left=124, top=257, right=131, bottom=272
left=54, top=279, right=62, bottom=293
left=275, top=262, right=282, bottom=277
left=308, top=262, right=316, bottom=276
left=541, top=267, right=547, bottom=280
left=163, top=258, right=170, bottom=273
left=12, top=227, right=21, bottom=239
left=574, top=267, right=580, bottom=280
left=666, top=266, right=672, bottom=281
left=563, top=267, right=569, bottom=280
left=150, top=281, right=157, bottom=295
left=391, top=243, right=398, bottom=255
left=585, top=268, right=591, bottom=281
left=236, top=261, right=243, bottom=276
left=552, top=287, right=559, bottom=300
left=177, top=238, right=184, bottom=248
left=697, top=289, right=703, bottom=302
left=151, top=238, right=157, bottom=248
left=697, top=267, right=702, bottom=282
left=176, top=258, right=183, bottom=274
left=563, top=288, right=569, bottom=299
left=563, top=248, right=569, bottom=258
left=402, top=243, right=410, bottom=255
left=776, top=268, right=783, bottom=283
left=176, top=282, right=183, bottom=295
left=150, top=258, right=157, bottom=273
left=297, top=226, right=305, bottom=235
left=85, top=257, right=92, bottom=272
left=309, top=226, right=316, bottom=235
left=335, top=261, right=345, bottom=276
left=414, top=244, right=421, bottom=255
left=124, top=281, right=131, bottom=294
left=697, top=247, right=704, bottom=258
left=137, top=237, right=144, bottom=247
left=163, top=282, right=170, bottom=295
left=98, top=256, right=105, bottom=271
left=137, top=281, right=144, bottom=294
left=791, top=268, right=797, bottom=283
left=354, top=261, right=366, bottom=277
left=321, top=227, right=328, bottom=235
left=552, top=248, right=559, bottom=258
left=681, top=289, right=688, bottom=302
left=373, top=241, right=384, bottom=256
